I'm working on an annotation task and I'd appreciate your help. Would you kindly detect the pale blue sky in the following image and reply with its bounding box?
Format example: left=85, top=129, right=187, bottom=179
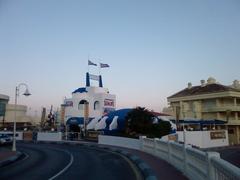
left=0, top=0, right=240, bottom=115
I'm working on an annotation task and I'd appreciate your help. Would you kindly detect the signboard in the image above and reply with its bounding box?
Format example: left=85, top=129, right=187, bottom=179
left=168, top=134, right=178, bottom=141
left=210, top=131, right=226, bottom=139
left=104, top=99, right=114, bottom=107
left=89, top=74, right=100, bottom=81
left=103, top=108, right=115, bottom=115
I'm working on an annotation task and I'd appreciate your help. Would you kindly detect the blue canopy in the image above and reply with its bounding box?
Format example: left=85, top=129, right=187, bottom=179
left=171, top=119, right=226, bottom=125
left=66, top=117, right=84, bottom=125
left=72, top=87, right=88, bottom=94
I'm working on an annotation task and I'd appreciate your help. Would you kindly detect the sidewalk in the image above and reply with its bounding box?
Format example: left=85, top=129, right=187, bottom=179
left=0, top=147, right=20, bottom=167
left=124, top=148, right=187, bottom=180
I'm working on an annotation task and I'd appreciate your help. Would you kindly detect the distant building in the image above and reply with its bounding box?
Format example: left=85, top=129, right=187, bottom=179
left=0, top=94, right=9, bottom=123
left=168, top=77, right=240, bottom=145
left=63, top=73, right=116, bottom=132
left=0, top=93, right=38, bottom=130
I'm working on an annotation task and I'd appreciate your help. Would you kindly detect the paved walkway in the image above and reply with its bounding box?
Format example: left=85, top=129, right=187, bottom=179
left=124, top=148, right=187, bottom=180
left=110, top=146, right=187, bottom=180
left=0, top=147, right=16, bottom=163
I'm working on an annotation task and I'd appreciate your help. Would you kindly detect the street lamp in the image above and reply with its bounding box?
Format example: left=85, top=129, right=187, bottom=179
left=12, top=83, right=31, bottom=151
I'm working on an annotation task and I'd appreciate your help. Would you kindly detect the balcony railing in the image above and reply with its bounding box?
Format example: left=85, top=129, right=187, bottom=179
left=202, top=105, right=240, bottom=112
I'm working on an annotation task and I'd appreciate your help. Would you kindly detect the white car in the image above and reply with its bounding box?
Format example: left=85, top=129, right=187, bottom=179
left=0, top=134, right=13, bottom=145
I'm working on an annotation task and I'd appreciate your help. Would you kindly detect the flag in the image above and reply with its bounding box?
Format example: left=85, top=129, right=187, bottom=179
left=88, top=60, right=97, bottom=66
left=100, top=63, right=110, bottom=68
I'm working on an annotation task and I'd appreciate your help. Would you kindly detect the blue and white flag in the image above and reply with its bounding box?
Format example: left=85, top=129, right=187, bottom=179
left=100, top=63, right=110, bottom=68
left=88, top=60, right=97, bottom=66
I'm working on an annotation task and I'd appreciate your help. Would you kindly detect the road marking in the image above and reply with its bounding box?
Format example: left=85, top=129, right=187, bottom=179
left=48, top=150, right=74, bottom=180
left=89, top=146, right=143, bottom=180
left=21, top=152, right=30, bottom=162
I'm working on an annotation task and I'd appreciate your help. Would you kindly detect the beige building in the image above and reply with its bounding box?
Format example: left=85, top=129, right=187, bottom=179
left=0, top=93, right=40, bottom=129
left=168, top=77, right=240, bottom=145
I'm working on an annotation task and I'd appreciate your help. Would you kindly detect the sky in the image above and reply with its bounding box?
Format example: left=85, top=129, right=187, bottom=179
left=0, top=0, right=240, bottom=115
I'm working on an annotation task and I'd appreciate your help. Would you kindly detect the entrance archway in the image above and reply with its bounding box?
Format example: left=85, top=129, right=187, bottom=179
left=69, top=124, right=80, bottom=132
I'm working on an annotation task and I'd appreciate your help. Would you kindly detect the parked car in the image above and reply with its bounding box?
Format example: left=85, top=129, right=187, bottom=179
left=0, top=134, right=13, bottom=145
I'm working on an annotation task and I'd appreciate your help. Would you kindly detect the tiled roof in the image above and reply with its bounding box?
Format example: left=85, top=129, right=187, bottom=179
left=168, top=83, right=240, bottom=99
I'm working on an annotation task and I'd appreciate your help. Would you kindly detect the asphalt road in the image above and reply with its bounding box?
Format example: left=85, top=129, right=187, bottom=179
left=0, top=142, right=141, bottom=180
left=215, top=146, right=240, bottom=168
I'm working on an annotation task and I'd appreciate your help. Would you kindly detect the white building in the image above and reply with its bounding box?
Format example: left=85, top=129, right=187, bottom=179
left=63, top=73, right=116, bottom=131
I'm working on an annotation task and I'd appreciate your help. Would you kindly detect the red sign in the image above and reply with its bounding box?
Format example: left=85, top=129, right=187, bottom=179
left=104, top=99, right=114, bottom=107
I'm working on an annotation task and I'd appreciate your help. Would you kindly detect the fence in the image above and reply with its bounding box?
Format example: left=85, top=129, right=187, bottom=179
left=141, top=137, right=240, bottom=180
left=176, top=130, right=229, bottom=148
left=37, top=132, right=62, bottom=142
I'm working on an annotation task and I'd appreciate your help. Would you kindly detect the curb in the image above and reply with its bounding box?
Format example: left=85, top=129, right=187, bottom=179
left=18, top=140, right=158, bottom=180
left=114, top=149, right=157, bottom=180
left=0, top=151, right=23, bottom=168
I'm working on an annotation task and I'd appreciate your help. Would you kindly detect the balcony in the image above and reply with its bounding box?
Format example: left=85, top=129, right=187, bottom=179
left=202, top=105, right=240, bottom=112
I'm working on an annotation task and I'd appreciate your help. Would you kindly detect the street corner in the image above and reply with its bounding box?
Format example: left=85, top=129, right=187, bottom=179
left=0, top=150, right=23, bottom=168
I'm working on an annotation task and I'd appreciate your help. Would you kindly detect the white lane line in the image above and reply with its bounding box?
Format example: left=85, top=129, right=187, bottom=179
left=21, top=152, right=30, bottom=162
left=48, top=150, right=74, bottom=180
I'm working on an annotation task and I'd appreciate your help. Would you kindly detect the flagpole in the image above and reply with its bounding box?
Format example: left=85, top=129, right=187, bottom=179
left=88, top=55, right=90, bottom=73
left=98, top=61, right=101, bottom=75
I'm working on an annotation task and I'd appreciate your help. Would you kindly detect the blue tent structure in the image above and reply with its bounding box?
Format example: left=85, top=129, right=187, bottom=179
left=66, top=117, right=84, bottom=125
left=105, top=108, right=132, bottom=131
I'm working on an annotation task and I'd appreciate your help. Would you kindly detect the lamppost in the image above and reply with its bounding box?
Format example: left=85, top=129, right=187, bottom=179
left=12, top=83, right=31, bottom=151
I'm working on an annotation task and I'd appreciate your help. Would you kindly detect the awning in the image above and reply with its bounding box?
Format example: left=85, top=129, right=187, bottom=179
left=66, top=117, right=84, bottom=125
left=171, top=119, right=227, bottom=125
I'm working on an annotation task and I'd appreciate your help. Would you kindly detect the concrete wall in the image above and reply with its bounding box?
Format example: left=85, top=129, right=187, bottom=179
left=176, top=130, right=229, bottom=148
left=98, top=135, right=140, bottom=150
left=37, top=132, right=62, bottom=142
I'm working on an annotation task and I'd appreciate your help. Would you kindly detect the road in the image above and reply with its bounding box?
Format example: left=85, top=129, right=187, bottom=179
left=215, top=145, right=240, bottom=168
left=0, top=142, right=141, bottom=180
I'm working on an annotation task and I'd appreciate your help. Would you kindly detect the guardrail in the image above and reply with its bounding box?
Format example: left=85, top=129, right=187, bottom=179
left=141, top=136, right=240, bottom=180
left=211, top=156, right=240, bottom=180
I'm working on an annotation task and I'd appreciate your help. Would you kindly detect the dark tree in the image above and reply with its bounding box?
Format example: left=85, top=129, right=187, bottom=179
left=125, top=107, right=154, bottom=137
left=125, top=107, right=172, bottom=138
left=148, top=120, right=172, bottom=138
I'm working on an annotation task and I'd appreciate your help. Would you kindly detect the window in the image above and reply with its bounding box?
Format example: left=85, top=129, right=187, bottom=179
left=94, top=101, right=100, bottom=110
left=78, top=100, right=88, bottom=110
left=228, top=129, right=234, bottom=134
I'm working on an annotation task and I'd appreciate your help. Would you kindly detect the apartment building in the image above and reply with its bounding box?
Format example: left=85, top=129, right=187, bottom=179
left=168, top=77, right=240, bottom=145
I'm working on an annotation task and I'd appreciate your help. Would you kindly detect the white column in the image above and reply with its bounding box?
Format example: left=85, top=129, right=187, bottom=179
left=234, top=97, right=237, bottom=106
